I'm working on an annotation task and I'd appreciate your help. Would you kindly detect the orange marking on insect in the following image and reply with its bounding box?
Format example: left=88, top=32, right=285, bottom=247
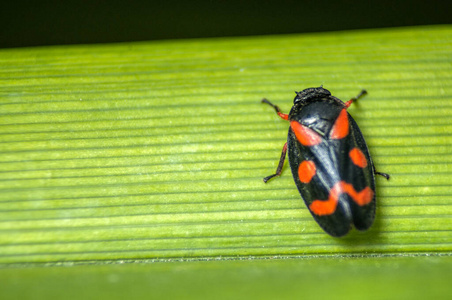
left=298, top=160, right=316, bottom=183
left=309, top=181, right=374, bottom=216
left=330, top=109, right=349, bottom=139
left=290, top=121, right=322, bottom=146
left=349, top=147, right=368, bottom=168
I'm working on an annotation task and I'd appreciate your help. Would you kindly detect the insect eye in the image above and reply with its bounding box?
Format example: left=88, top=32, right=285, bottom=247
left=294, top=91, right=305, bottom=103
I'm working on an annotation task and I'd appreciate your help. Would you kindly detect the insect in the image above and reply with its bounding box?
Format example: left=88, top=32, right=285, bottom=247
left=262, top=86, right=389, bottom=237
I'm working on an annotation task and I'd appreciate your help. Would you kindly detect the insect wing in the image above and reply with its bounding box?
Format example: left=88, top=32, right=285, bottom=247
left=287, top=110, right=376, bottom=237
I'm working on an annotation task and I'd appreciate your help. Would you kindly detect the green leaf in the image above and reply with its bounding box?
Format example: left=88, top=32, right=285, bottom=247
left=0, top=25, right=451, bottom=298
left=1, top=256, right=451, bottom=300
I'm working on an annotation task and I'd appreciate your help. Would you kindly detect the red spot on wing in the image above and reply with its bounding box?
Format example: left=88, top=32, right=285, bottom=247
left=330, top=109, right=349, bottom=139
left=298, top=160, right=316, bottom=183
left=349, top=147, right=368, bottom=168
left=309, top=181, right=374, bottom=216
left=290, top=121, right=322, bottom=146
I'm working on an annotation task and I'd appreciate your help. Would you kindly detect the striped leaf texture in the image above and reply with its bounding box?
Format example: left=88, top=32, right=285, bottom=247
left=0, top=25, right=451, bottom=266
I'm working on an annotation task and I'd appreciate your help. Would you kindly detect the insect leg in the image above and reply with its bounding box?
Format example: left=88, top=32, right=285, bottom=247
left=344, top=89, right=368, bottom=108
left=375, top=171, right=390, bottom=180
left=261, top=98, right=289, bottom=120
left=263, top=142, right=287, bottom=183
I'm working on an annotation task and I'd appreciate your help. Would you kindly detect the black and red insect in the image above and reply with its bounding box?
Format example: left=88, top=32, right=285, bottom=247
left=262, top=86, right=389, bottom=237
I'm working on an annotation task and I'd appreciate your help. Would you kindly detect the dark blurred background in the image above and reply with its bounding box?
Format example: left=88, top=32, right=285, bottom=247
left=1, top=0, right=451, bottom=48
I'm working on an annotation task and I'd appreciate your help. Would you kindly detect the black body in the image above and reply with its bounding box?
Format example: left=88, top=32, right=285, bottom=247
left=263, top=87, right=383, bottom=237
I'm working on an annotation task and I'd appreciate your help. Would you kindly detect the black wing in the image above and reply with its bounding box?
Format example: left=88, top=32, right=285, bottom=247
left=287, top=105, right=376, bottom=237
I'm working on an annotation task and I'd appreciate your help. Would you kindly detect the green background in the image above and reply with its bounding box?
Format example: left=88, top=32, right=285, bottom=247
left=1, top=25, right=451, bottom=298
